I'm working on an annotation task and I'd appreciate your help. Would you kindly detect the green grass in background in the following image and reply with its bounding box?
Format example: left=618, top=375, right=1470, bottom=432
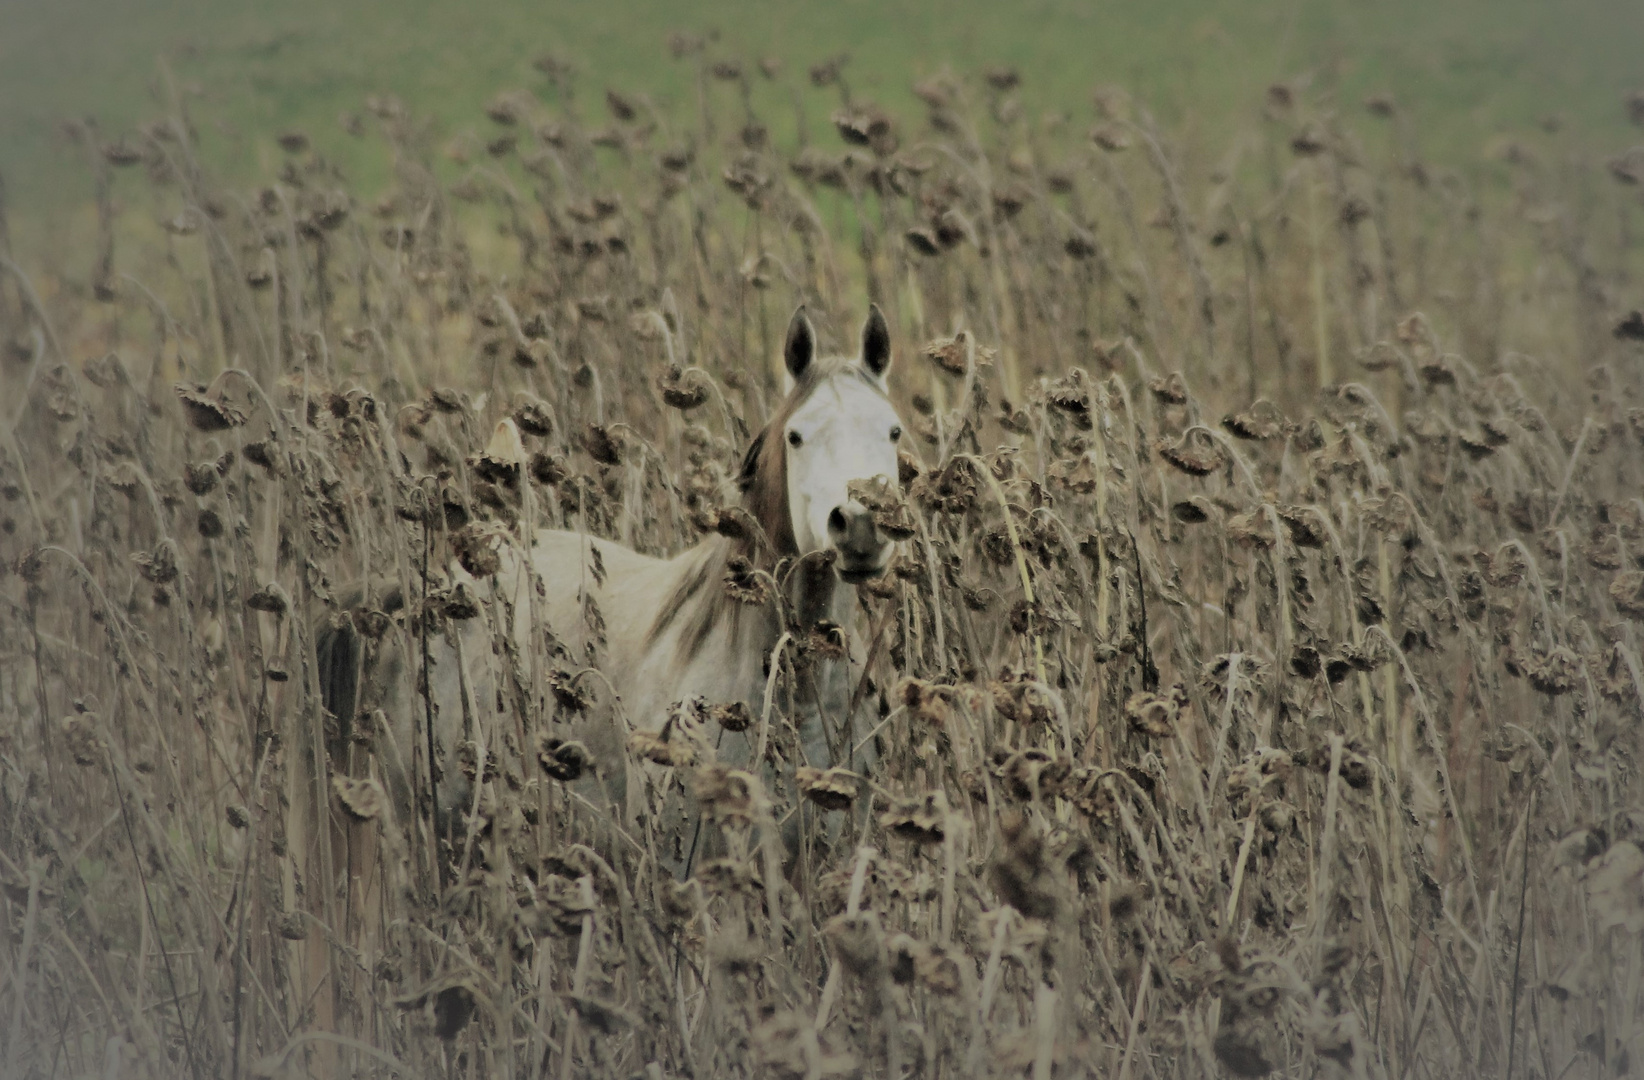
left=2, top=0, right=1640, bottom=250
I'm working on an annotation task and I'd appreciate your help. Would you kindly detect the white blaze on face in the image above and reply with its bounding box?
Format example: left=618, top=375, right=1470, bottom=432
left=783, top=369, right=902, bottom=561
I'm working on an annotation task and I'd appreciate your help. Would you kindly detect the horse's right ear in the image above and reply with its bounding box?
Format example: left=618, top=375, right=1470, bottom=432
left=783, top=305, right=815, bottom=381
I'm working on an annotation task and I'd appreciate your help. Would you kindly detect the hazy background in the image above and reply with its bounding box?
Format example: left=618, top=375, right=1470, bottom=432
left=2, top=0, right=1640, bottom=249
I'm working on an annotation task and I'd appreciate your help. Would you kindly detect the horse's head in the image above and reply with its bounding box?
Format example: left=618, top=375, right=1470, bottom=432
left=743, top=304, right=904, bottom=583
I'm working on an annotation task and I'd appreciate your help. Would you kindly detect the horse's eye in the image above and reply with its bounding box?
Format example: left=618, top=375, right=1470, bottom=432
left=889, top=425, right=902, bottom=442
left=787, top=430, right=803, bottom=448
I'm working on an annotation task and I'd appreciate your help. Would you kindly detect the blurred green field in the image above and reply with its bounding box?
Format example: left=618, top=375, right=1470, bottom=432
left=1, top=0, right=1640, bottom=252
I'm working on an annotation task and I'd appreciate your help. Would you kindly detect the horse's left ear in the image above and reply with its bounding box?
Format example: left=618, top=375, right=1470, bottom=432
left=784, top=305, right=816, bottom=382
left=862, top=303, right=892, bottom=378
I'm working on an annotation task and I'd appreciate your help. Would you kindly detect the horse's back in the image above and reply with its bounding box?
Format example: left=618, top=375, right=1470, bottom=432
left=527, top=530, right=695, bottom=676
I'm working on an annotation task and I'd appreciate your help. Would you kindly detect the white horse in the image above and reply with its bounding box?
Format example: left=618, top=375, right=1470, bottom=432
left=320, top=304, right=904, bottom=849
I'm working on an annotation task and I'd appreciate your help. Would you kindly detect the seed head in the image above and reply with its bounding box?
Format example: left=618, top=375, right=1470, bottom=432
left=605, top=89, right=638, bottom=123
left=722, top=556, right=773, bottom=605
left=797, top=766, right=856, bottom=812
left=657, top=365, right=711, bottom=410
left=879, top=791, right=948, bottom=845
left=692, top=764, right=766, bottom=824
left=246, top=582, right=291, bottom=616
left=1091, top=122, right=1130, bottom=152
left=537, top=736, right=590, bottom=782
left=983, top=66, right=1020, bottom=92
left=579, top=423, right=623, bottom=466
left=628, top=729, right=695, bottom=769
left=1156, top=431, right=1224, bottom=476
left=333, top=776, right=386, bottom=821
left=175, top=384, right=247, bottom=432
left=1126, top=684, right=1188, bottom=737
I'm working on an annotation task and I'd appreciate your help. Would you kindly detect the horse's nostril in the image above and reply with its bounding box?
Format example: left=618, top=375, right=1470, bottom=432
left=827, top=507, right=848, bottom=535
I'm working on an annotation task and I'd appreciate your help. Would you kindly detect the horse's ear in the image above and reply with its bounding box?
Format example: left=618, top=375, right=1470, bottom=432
left=862, top=303, right=892, bottom=378
left=784, top=305, right=815, bottom=381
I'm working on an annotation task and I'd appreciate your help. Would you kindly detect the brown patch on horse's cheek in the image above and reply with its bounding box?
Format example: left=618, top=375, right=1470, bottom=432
left=750, top=428, right=798, bottom=558
left=773, top=452, right=799, bottom=555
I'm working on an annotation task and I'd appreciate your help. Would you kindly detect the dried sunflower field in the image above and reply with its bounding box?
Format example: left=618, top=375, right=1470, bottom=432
left=2, top=40, right=1644, bottom=1080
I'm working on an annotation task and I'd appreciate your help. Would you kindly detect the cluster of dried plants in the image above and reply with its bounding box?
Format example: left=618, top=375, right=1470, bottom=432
left=2, top=39, right=1644, bottom=1080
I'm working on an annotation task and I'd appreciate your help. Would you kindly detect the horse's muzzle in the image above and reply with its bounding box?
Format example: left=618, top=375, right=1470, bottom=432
left=837, top=559, right=888, bottom=584
left=828, top=504, right=889, bottom=582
